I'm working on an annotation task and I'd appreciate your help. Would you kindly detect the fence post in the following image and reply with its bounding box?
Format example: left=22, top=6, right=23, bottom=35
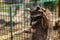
left=9, top=6, right=13, bottom=40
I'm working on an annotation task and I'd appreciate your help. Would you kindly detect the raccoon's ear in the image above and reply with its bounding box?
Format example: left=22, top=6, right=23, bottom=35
left=41, top=8, right=46, bottom=12
left=35, top=7, right=40, bottom=11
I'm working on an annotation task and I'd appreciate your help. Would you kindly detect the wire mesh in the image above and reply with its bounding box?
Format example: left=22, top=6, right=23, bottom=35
left=0, top=0, right=59, bottom=40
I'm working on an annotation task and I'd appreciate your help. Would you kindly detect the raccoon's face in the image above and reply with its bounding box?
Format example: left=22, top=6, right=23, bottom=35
left=30, top=7, right=44, bottom=18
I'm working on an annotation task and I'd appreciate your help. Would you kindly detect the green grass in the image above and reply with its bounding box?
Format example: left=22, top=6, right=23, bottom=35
left=0, top=3, right=15, bottom=13
left=0, top=2, right=22, bottom=13
left=0, top=8, right=10, bottom=13
left=0, top=2, right=28, bottom=13
left=0, top=2, right=9, bottom=13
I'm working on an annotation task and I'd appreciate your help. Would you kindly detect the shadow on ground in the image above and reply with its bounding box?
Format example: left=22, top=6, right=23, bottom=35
left=0, top=19, right=21, bottom=30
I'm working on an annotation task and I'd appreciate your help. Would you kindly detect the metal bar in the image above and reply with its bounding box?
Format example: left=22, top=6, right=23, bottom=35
left=9, top=6, right=13, bottom=40
left=0, top=2, right=34, bottom=8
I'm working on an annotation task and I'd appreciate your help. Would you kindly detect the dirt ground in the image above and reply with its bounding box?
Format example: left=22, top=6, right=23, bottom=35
left=0, top=11, right=31, bottom=40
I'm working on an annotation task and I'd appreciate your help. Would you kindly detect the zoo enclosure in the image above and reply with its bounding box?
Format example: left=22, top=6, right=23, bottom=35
left=0, top=0, right=59, bottom=40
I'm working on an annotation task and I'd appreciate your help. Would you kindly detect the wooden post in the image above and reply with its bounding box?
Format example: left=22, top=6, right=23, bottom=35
left=58, top=0, right=60, bottom=17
